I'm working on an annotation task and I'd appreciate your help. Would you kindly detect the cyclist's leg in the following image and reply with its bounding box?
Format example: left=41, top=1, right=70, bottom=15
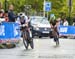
left=54, top=36, right=57, bottom=42
left=56, top=38, right=59, bottom=46
left=26, top=29, right=34, bottom=49
left=28, top=28, right=32, bottom=37
left=23, top=29, right=27, bottom=39
left=54, top=37, right=59, bottom=46
left=30, top=38, right=34, bottom=49
left=26, top=30, right=31, bottom=41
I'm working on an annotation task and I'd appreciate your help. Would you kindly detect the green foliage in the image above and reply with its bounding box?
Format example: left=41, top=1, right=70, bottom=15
left=1, top=0, right=74, bottom=25
left=0, top=0, right=75, bottom=17
left=8, top=0, right=26, bottom=13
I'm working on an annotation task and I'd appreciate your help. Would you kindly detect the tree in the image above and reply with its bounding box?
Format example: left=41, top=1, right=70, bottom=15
left=0, top=0, right=74, bottom=19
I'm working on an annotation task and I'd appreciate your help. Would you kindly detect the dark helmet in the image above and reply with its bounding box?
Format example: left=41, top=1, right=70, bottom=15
left=50, top=20, right=56, bottom=26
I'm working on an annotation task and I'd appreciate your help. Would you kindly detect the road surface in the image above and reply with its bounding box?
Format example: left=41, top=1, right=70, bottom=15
left=0, top=38, right=75, bottom=59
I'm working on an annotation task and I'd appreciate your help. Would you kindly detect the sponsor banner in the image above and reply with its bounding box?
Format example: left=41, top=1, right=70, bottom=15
left=59, top=26, right=75, bottom=36
left=0, top=22, right=20, bottom=39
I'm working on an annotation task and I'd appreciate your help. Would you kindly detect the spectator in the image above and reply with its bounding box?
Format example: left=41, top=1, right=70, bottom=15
left=0, top=11, right=4, bottom=18
left=57, top=17, right=63, bottom=25
left=4, top=11, right=9, bottom=22
left=63, top=18, right=69, bottom=26
left=0, top=11, right=5, bottom=23
left=51, top=20, right=59, bottom=46
left=8, top=4, right=16, bottom=22
left=63, top=18, right=68, bottom=38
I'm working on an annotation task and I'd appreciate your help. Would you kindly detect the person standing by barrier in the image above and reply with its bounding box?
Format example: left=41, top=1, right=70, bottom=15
left=8, top=4, right=16, bottom=22
left=57, top=17, right=63, bottom=25
left=63, top=18, right=68, bottom=26
left=4, top=11, right=9, bottom=22
left=63, top=18, right=69, bottom=38
left=0, top=11, right=5, bottom=24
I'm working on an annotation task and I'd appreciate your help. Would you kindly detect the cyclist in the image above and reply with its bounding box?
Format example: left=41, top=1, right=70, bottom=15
left=51, top=20, right=59, bottom=46
left=16, top=13, right=33, bottom=49
left=8, top=4, right=16, bottom=22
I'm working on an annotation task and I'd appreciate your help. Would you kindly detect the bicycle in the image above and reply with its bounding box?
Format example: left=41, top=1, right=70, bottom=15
left=20, top=24, right=34, bottom=49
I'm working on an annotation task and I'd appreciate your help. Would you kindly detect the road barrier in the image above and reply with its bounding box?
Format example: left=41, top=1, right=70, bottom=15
left=0, top=22, right=21, bottom=44
left=59, top=26, right=75, bottom=36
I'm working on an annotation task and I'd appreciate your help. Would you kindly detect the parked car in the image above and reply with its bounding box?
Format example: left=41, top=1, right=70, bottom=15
left=30, top=16, right=52, bottom=38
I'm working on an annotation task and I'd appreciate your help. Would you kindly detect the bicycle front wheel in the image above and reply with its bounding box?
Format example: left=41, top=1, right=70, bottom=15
left=23, top=31, right=29, bottom=49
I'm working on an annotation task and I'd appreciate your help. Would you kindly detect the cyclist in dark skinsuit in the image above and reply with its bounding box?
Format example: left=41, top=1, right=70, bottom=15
left=51, top=20, right=59, bottom=46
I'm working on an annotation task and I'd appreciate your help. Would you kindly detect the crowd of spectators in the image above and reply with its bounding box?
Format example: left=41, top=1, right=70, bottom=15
left=0, top=3, right=17, bottom=23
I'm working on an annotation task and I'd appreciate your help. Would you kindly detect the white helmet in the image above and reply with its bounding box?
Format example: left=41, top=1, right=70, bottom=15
left=21, top=13, right=25, bottom=17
